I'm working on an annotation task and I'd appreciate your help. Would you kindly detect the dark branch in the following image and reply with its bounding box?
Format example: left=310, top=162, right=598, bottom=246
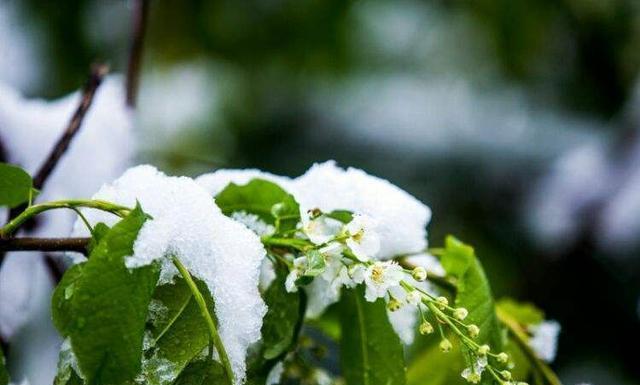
left=0, top=237, right=90, bottom=254
left=126, top=0, right=150, bottom=107
left=33, top=63, right=109, bottom=191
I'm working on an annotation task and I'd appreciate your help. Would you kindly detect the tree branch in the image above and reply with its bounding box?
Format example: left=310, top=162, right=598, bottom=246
left=0, top=237, right=90, bottom=254
left=126, top=0, right=150, bottom=107
left=33, top=63, right=109, bottom=191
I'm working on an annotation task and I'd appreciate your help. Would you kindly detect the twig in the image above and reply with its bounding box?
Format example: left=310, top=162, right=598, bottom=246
left=32, top=63, right=109, bottom=192
left=1, top=64, right=108, bottom=276
left=126, top=0, right=150, bottom=107
left=0, top=237, right=90, bottom=253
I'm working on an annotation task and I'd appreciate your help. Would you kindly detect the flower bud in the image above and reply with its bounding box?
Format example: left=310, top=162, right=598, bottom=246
left=439, top=339, right=453, bottom=353
left=467, top=324, right=480, bottom=338
left=496, top=352, right=509, bottom=364
left=467, top=373, right=481, bottom=384
left=435, top=296, right=448, bottom=309
left=419, top=321, right=434, bottom=335
left=412, top=266, right=427, bottom=281
left=453, top=307, right=468, bottom=320
left=387, top=297, right=402, bottom=312
left=477, top=344, right=490, bottom=355
left=500, top=371, right=512, bottom=380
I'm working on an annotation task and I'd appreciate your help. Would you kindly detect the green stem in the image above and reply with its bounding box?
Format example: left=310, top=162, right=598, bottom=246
left=497, top=309, right=563, bottom=385
left=0, top=200, right=131, bottom=237
left=172, top=256, right=234, bottom=385
left=261, top=236, right=310, bottom=251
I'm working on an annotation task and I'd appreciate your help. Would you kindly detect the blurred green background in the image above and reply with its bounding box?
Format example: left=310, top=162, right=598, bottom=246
left=2, top=0, right=640, bottom=384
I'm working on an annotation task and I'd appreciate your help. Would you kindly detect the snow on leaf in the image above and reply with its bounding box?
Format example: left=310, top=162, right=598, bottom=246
left=72, top=165, right=266, bottom=385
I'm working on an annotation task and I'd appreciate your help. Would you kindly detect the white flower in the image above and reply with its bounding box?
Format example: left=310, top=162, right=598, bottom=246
left=406, top=291, right=422, bottom=305
left=362, top=261, right=404, bottom=302
left=285, top=257, right=308, bottom=293
left=346, top=214, right=381, bottom=261
left=302, top=215, right=344, bottom=245
left=529, top=320, right=561, bottom=362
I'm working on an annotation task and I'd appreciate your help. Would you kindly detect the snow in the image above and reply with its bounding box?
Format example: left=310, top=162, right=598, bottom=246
left=196, top=169, right=292, bottom=197
left=265, top=361, right=284, bottom=385
left=388, top=304, right=419, bottom=345
left=0, top=76, right=135, bottom=237
left=292, top=161, right=431, bottom=258
left=0, top=76, right=134, bottom=385
left=405, top=253, right=445, bottom=276
left=72, top=165, right=266, bottom=384
left=529, top=320, right=561, bottom=363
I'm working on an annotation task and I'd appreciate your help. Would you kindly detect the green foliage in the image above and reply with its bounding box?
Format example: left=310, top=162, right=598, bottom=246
left=441, top=236, right=503, bottom=352
left=300, top=249, right=326, bottom=280
left=260, top=265, right=303, bottom=360
left=172, top=359, right=226, bottom=385
left=146, top=277, right=217, bottom=381
left=0, top=163, right=34, bottom=208
left=0, top=346, right=9, bottom=385
left=52, top=206, right=160, bottom=385
left=215, top=179, right=300, bottom=233
left=326, top=210, right=353, bottom=224
left=245, top=264, right=303, bottom=384
left=339, top=286, right=406, bottom=385
left=496, top=298, right=544, bottom=326
left=407, top=339, right=466, bottom=385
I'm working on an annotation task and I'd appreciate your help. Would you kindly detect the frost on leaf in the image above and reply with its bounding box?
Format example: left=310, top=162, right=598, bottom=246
left=292, top=160, right=431, bottom=258
left=72, top=165, right=267, bottom=384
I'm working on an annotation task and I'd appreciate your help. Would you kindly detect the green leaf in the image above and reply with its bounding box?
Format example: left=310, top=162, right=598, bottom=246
left=145, top=277, right=215, bottom=381
left=302, top=249, right=326, bottom=278
left=326, top=210, right=353, bottom=224
left=0, top=346, right=9, bottom=385
left=440, top=236, right=503, bottom=382
left=496, top=298, right=544, bottom=326
left=407, top=339, right=466, bottom=385
left=260, top=265, right=303, bottom=360
left=0, top=163, right=33, bottom=208
left=245, top=264, right=303, bottom=385
left=52, top=206, right=160, bottom=385
left=215, top=179, right=300, bottom=233
left=172, top=358, right=226, bottom=385
left=86, top=223, right=111, bottom=254
left=339, top=286, right=406, bottom=385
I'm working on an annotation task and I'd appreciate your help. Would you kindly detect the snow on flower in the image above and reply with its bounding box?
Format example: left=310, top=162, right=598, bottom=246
left=292, top=160, right=431, bottom=259
left=345, top=214, right=381, bottom=261
left=71, top=165, right=266, bottom=385
left=528, top=320, right=561, bottom=363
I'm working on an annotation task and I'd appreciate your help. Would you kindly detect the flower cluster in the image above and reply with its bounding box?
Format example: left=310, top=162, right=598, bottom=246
left=270, top=208, right=525, bottom=385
